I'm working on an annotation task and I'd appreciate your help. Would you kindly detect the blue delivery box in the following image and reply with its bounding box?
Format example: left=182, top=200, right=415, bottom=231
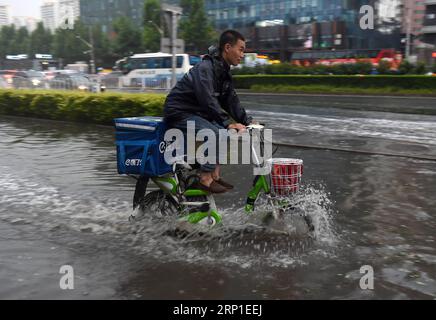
left=115, top=116, right=173, bottom=177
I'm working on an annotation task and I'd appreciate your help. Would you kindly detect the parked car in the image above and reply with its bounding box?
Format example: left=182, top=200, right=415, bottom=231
left=0, top=70, right=46, bottom=89
left=24, top=70, right=48, bottom=88
left=0, top=76, right=9, bottom=89
left=43, top=70, right=80, bottom=81
left=49, top=73, right=93, bottom=91
left=100, top=71, right=123, bottom=89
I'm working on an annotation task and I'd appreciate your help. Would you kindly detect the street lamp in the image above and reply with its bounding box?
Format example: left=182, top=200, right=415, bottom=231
left=148, top=20, right=164, bottom=38
left=75, top=30, right=96, bottom=75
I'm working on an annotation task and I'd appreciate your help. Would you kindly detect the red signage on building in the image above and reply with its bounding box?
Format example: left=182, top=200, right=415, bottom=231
left=432, top=52, right=436, bottom=58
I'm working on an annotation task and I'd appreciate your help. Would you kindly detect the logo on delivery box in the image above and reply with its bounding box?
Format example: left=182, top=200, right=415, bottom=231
left=125, top=159, right=142, bottom=167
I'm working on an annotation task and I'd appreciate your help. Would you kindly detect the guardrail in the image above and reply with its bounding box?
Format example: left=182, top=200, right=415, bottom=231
left=0, top=75, right=172, bottom=93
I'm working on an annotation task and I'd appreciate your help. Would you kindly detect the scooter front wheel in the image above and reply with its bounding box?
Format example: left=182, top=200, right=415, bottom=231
left=184, top=211, right=222, bottom=226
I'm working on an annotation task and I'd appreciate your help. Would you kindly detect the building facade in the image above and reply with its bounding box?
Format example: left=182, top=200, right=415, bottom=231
left=422, top=0, right=436, bottom=45
left=41, top=1, right=57, bottom=32
left=57, top=0, right=81, bottom=28
left=11, top=16, right=40, bottom=32
left=0, top=4, right=9, bottom=27
left=401, top=0, right=426, bottom=37
left=39, top=0, right=80, bottom=31
left=203, top=0, right=402, bottom=60
left=80, top=0, right=145, bottom=34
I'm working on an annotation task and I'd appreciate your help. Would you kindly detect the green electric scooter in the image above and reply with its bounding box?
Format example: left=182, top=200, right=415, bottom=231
left=129, top=124, right=314, bottom=232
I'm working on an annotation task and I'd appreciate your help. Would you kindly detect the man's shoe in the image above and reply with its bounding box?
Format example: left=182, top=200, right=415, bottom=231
left=215, top=179, right=234, bottom=190
left=192, top=181, right=229, bottom=194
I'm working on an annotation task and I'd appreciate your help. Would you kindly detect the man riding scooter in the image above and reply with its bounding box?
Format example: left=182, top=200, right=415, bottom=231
left=164, top=30, right=253, bottom=194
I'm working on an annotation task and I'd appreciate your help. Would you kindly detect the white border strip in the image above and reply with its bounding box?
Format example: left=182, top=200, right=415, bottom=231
left=116, top=123, right=156, bottom=131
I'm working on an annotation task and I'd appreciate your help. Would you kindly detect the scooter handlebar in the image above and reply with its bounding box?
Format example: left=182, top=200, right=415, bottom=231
left=246, top=123, right=265, bottom=130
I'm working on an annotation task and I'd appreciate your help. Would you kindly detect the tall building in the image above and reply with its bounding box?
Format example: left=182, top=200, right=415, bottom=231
left=57, top=0, right=81, bottom=28
left=39, top=0, right=80, bottom=31
left=12, top=16, right=40, bottom=32
left=422, top=0, right=436, bottom=45
left=80, top=0, right=145, bottom=34
left=0, top=4, right=10, bottom=27
left=41, top=0, right=57, bottom=32
left=401, top=0, right=426, bottom=49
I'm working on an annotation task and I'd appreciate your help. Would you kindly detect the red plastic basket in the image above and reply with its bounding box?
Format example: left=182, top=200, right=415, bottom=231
left=267, top=158, right=304, bottom=196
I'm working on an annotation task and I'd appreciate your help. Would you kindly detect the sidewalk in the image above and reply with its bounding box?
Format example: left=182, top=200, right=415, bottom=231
left=237, top=89, right=436, bottom=99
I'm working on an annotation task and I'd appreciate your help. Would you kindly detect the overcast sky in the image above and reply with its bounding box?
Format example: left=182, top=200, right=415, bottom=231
left=0, top=0, right=43, bottom=19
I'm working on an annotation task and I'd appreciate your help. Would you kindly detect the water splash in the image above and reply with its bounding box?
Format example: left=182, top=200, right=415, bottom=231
left=0, top=168, right=338, bottom=268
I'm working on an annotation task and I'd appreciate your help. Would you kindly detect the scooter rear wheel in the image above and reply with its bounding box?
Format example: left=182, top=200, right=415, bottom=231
left=138, top=190, right=179, bottom=218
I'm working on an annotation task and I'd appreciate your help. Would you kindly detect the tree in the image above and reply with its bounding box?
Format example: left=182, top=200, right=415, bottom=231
left=398, top=60, right=414, bottom=74
left=53, top=21, right=91, bottom=65
left=52, top=20, right=114, bottom=69
left=179, top=0, right=217, bottom=54
left=112, top=16, right=143, bottom=58
left=14, top=27, right=31, bottom=55
left=0, top=25, right=17, bottom=57
left=90, top=24, right=113, bottom=68
left=143, top=0, right=162, bottom=52
left=377, top=60, right=391, bottom=74
left=414, top=62, right=427, bottom=75
left=30, top=22, right=53, bottom=55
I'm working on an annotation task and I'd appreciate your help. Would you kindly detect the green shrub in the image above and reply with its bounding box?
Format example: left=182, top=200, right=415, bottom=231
left=414, top=62, right=427, bottom=75
left=377, top=60, right=391, bottom=74
left=398, top=61, right=415, bottom=74
left=353, top=62, right=373, bottom=75
left=0, top=90, right=166, bottom=125
left=233, top=62, right=375, bottom=75
left=307, top=64, right=331, bottom=75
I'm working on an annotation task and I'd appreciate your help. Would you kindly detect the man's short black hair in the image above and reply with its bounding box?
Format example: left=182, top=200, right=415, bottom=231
left=219, top=30, right=245, bottom=53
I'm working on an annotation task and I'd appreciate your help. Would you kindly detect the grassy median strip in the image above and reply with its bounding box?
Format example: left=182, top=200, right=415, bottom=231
left=234, top=75, right=436, bottom=96
left=0, top=90, right=166, bottom=125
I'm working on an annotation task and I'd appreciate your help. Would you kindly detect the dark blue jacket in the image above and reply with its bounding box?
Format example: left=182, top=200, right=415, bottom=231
left=163, top=48, right=252, bottom=128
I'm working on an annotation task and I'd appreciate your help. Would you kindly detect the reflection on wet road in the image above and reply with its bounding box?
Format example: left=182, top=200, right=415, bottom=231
left=240, top=94, right=436, bottom=160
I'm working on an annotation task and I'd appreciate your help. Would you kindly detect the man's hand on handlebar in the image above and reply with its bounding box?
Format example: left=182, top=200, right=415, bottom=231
left=228, top=123, right=247, bottom=133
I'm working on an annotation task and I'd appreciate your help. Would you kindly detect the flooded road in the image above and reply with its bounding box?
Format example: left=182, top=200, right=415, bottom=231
left=1, top=97, right=435, bottom=299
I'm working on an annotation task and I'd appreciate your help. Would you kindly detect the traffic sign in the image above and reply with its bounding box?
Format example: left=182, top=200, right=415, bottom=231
left=161, top=38, right=185, bottom=54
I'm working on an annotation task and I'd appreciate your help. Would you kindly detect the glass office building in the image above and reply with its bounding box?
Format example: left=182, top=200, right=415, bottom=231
left=80, top=0, right=145, bottom=34
left=80, top=0, right=181, bottom=34
left=423, top=1, right=436, bottom=45
left=204, top=0, right=401, bottom=56
left=206, top=0, right=366, bottom=29
left=78, top=1, right=401, bottom=58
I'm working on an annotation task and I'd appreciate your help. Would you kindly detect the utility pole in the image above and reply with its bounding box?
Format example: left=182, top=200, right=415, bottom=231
left=89, top=26, right=96, bottom=75
left=171, top=11, right=177, bottom=87
left=405, top=4, right=413, bottom=61
left=76, top=27, right=100, bottom=93
left=162, top=4, right=182, bottom=88
left=75, top=29, right=96, bottom=74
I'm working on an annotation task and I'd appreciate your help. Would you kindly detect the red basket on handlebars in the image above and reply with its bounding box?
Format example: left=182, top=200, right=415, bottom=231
left=267, top=158, right=304, bottom=196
